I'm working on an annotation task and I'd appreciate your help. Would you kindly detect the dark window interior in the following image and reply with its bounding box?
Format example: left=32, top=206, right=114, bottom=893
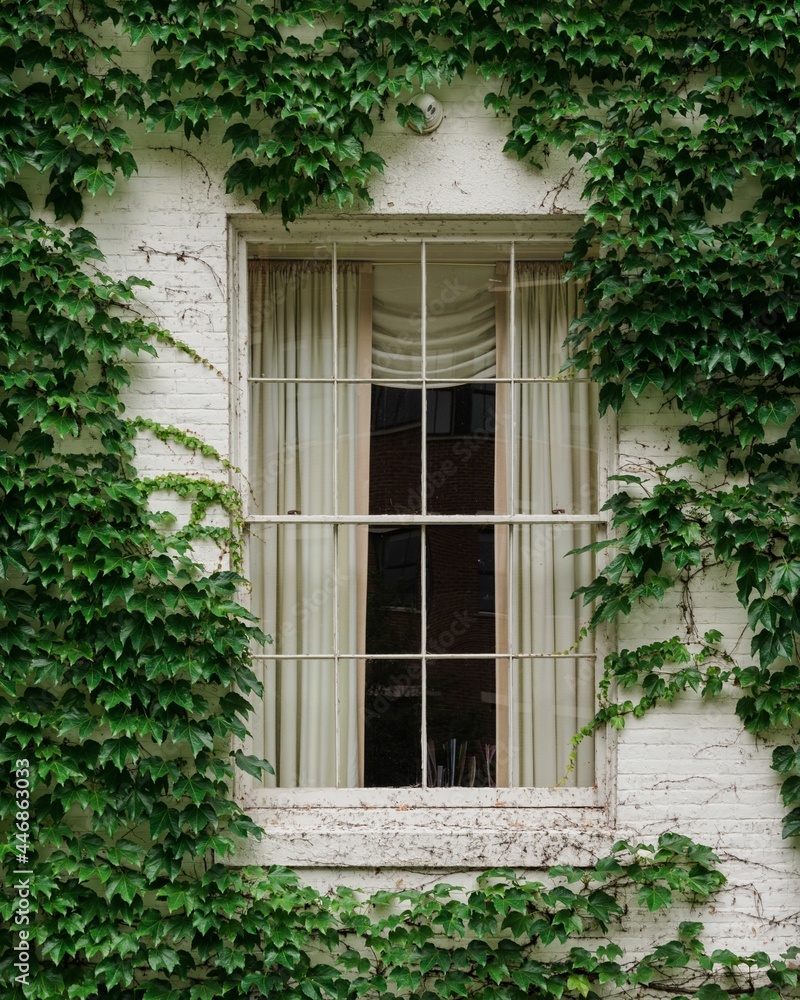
left=364, top=384, right=498, bottom=787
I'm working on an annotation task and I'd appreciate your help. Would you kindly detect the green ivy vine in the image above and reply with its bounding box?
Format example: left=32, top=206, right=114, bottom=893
left=2, top=1, right=800, bottom=997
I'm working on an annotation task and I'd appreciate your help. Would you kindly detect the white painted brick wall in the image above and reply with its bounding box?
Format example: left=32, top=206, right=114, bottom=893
left=58, top=76, right=800, bottom=956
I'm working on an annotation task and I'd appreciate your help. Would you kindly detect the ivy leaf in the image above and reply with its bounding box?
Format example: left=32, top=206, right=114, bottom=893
left=128, top=593, right=164, bottom=623
left=97, top=737, right=139, bottom=770
left=223, top=122, right=261, bottom=156
left=172, top=719, right=214, bottom=756
left=143, top=985, right=184, bottom=1000
left=119, top=615, right=161, bottom=652
left=148, top=946, right=183, bottom=974
left=396, top=101, right=426, bottom=131
left=566, top=974, right=591, bottom=997
left=189, top=986, right=225, bottom=1000
left=149, top=803, right=181, bottom=839
left=110, top=151, right=138, bottom=179
left=334, top=135, right=362, bottom=160
left=0, top=180, right=31, bottom=217
left=756, top=398, right=796, bottom=425
left=770, top=561, right=800, bottom=595
left=45, top=183, right=84, bottom=221
left=781, top=775, right=800, bottom=807
left=173, top=773, right=215, bottom=805
left=736, top=547, right=771, bottom=600
left=131, top=556, right=172, bottom=583
left=232, top=749, right=275, bottom=777
left=772, top=745, right=800, bottom=775
left=513, top=968, right=549, bottom=992
left=747, top=596, right=793, bottom=632
left=697, top=986, right=730, bottom=1000
left=106, top=870, right=144, bottom=904
left=637, top=885, right=672, bottom=911
left=73, top=164, right=117, bottom=197
left=780, top=807, right=800, bottom=839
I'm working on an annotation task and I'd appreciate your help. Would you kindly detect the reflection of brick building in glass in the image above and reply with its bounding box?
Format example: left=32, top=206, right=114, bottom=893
left=364, top=385, right=499, bottom=787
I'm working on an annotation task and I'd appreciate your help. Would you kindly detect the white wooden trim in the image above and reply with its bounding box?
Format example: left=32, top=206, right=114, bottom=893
left=229, top=216, right=617, bottom=865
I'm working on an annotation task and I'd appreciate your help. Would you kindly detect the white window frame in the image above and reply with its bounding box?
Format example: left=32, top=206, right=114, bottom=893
left=228, top=215, right=618, bottom=868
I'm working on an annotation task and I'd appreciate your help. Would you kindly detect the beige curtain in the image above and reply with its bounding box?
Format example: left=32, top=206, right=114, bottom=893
left=248, top=261, right=367, bottom=787
left=511, top=263, right=596, bottom=786
left=372, top=263, right=496, bottom=382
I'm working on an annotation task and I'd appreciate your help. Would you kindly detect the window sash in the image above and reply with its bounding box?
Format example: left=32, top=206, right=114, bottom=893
left=245, top=245, right=601, bottom=791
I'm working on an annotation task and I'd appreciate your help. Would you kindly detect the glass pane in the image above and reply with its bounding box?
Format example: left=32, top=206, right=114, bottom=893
left=249, top=261, right=335, bottom=378
left=337, top=383, right=372, bottom=516
left=477, top=528, right=495, bottom=613
left=425, top=243, right=510, bottom=266
left=335, top=525, right=367, bottom=657
left=511, top=525, right=596, bottom=654
left=427, top=526, right=496, bottom=656
left=260, top=659, right=339, bottom=788
left=368, top=385, right=422, bottom=514
left=511, top=656, right=595, bottom=787
left=426, top=384, right=495, bottom=514
left=424, top=258, right=497, bottom=380
left=337, top=658, right=361, bottom=788
left=514, top=382, right=598, bottom=515
left=372, top=261, right=423, bottom=380
left=248, top=524, right=335, bottom=655
left=365, top=527, right=422, bottom=655
left=364, top=657, right=422, bottom=787
left=249, top=383, right=334, bottom=515
left=248, top=242, right=333, bottom=262
left=426, top=660, right=497, bottom=787
left=513, top=264, right=581, bottom=380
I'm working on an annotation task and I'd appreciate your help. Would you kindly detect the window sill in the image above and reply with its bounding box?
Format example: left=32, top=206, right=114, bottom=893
left=235, top=780, right=613, bottom=868
left=235, top=801, right=614, bottom=868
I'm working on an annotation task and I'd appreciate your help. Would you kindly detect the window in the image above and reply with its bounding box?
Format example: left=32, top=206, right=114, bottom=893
left=241, top=231, right=603, bottom=803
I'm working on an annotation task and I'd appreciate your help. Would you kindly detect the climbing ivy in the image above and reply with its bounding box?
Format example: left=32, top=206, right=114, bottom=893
left=1, top=0, right=800, bottom=997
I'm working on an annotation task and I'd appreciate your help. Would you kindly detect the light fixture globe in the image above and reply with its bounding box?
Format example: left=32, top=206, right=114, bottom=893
left=406, top=92, right=444, bottom=134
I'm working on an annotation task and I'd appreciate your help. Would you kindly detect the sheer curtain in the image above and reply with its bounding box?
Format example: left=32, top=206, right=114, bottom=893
left=372, top=263, right=496, bottom=381
left=511, top=263, right=596, bottom=786
left=248, top=261, right=368, bottom=787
